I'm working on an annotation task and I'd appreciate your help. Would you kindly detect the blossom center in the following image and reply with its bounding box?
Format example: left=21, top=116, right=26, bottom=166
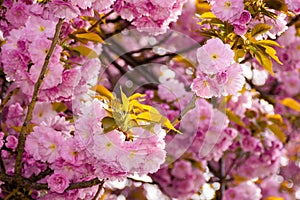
left=50, top=143, right=56, bottom=150
left=106, top=142, right=113, bottom=149
left=39, top=26, right=45, bottom=32
left=225, top=1, right=231, bottom=8
left=211, top=54, right=218, bottom=59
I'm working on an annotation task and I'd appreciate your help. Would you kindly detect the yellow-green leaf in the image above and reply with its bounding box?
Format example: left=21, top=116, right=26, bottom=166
left=264, top=196, right=284, bottom=200
left=255, top=40, right=281, bottom=47
left=280, top=97, right=300, bottom=112
left=71, top=46, right=98, bottom=59
left=91, top=85, right=113, bottom=100
left=234, top=49, right=246, bottom=61
left=75, top=32, right=105, bottom=43
left=251, top=23, right=272, bottom=37
left=52, top=102, right=68, bottom=112
left=102, top=116, right=118, bottom=133
left=268, top=124, right=287, bottom=143
left=267, top=114, right=283, bottom=124
left=137, top=112, right=181, bottom=134
left=120, top=87, right=130, bottom=113
left=263, top=45, right=283, bottom=65
left=253, top=48, right=274, bottom=75
left=226, top=109, right=245, bottom=127
left=128, top=93, right=146, bottom=101
left=200, top=12, right=216, bottom=19
left=233, top=174, right=248, bottom=184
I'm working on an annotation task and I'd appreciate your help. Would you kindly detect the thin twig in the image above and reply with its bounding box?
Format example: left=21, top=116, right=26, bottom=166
left=92, top=180, right=105, bottom=200
left=66, top=178, right=103, bottom=190
left=0, top=88, right=19, bottom=114
left=14, top=18, right=64, bottom=179
left=27, top=167, right=53, bottom=182
left=88, top=10, right=114, bottom=31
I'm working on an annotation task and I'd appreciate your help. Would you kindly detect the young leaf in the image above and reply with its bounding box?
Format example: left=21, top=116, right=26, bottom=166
left=265, top=46, right=282, bottom=64
left=75, top=32, right=105, bottom=43
left=120, top=87, right=130, bottom=113
left=280, top=98, right=300, bottom=112
left=251, top=46, right=274, bottom=75
left=255, top=39, right=281, bottom=47
left=102, top=116, right=118, bottom=133
left=200, top=12, right=216, bottom=19
left=226, top=109, right=246, bottom=127
left=264, top=197, right=284, bottom=200
left=251, top=24, right=272, bottom=37
left=91, top=85, right=113, bottom=100
left=52, top=102, right=68, bottom=112
left=268, top=124, right=287, bottom=143
left=71, top=46, right=98, bottom=59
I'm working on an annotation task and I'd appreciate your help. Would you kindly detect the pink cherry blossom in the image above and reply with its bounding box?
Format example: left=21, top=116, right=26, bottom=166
left=211, top=0, right=244, bottom=23
left=47, top=173, right=70, bottom=194
left=196, top=38, right=234, bottom=74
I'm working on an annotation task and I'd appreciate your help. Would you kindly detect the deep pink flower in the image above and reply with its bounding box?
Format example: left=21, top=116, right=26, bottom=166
left=5, top=135, right=18, bottom=150
left=5, top=2, right=30, bottom=27
left=238, top=10, right=252, bottom=24
left=47, top=173, right=70, bottom=194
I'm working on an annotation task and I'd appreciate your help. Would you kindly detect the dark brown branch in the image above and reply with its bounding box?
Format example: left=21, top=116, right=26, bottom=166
left=27, top=167, right=54, bottom=182
left=287, top=14, right=300, bottom=27
left=66, top=178, right=104, bottom=190
left=0, top=88, right=19, bottom=114
left=88, top=10, right=114, bottom=31
left=92, top=180, right=105, bottom=200
left=14, top=18, right=64, bottom=179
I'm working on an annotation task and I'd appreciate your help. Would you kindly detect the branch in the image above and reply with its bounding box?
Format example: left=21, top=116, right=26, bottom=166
left=0, top=88, right=19, bottom=114
left=27, top=167, right=53, bottom=182
left=287, top=14, right=300, bottom=27
left=14, top=18, right=64, bottom=179
left=88, top=10, right=114, bottom=31
left=66, top=178, right=104, bottom=190
left=92, top=180, right=105, bottom=200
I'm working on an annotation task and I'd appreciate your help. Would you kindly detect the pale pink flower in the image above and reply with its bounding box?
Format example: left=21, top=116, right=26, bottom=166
left=25, top=16, right=56, bottom=40
left=25, top=125, right=64, bottom=163
left=223, top=63, right=245, bottom=95
left=28, top=38, right=63, bottom=89
left=92, top=0, right=116, bottom=12
left=285, top=0, right=300, bottom=12
left=47, top=173, right=70, bottom=194
left=92, top=130, right=124, bottom=162
left=191, top=73, right=219, bottom=98
left=211, top=0, right=244, bottom=23
left=49, top=0, right=80, bottom=20
left=71, top=0, right=95, bottom=9
left=32, top=102, right=57, bottom=124
left=196, top=38, right=234, bottom=74
left=223, top=181, right=262, bottom=200
left=158, top=79, right=186, bottom=102
left=0, top=132, right=4, bottom=149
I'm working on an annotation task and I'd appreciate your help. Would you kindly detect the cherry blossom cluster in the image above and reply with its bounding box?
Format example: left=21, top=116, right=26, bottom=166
left=151, top=159, right=206, bottom=199
left=191, top=38, right=245, bottom=98
left=113, top=0, right=187, bottom=34
left=1, top=0, right=300, bottom=199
